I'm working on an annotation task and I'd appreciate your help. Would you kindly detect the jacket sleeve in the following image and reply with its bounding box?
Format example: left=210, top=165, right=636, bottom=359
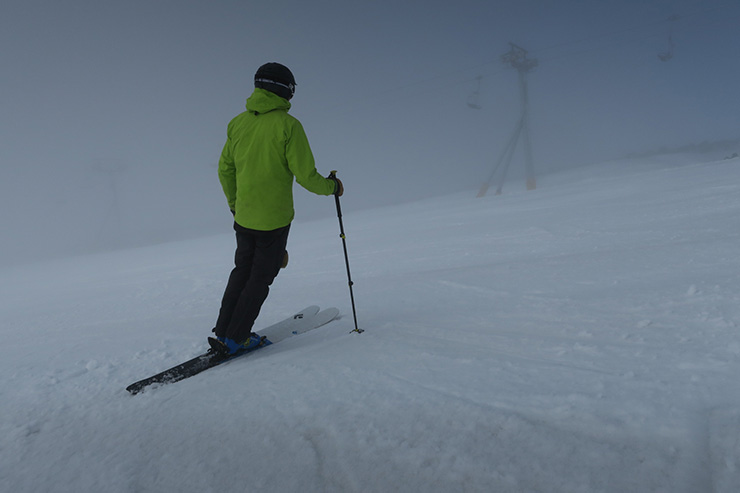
left=217, top=128, right=237, bottom=211
left=286, top=119, right=336, bottom=196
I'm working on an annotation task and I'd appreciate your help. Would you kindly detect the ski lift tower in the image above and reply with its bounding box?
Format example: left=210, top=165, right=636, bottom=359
left=658, top=15, right=681, bottom=62
left=478, top=43, right=538, bottom=197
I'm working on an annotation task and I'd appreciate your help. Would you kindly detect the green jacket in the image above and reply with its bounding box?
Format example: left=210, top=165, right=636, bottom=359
left=218, top=88, right=336, bottom=231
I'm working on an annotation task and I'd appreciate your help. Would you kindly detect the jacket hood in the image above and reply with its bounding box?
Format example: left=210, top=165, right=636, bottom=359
left=246, top=87, right=291, bottom=115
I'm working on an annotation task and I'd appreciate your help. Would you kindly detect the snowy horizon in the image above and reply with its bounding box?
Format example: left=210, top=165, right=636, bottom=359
left=2, top=0, right=740, bottom=267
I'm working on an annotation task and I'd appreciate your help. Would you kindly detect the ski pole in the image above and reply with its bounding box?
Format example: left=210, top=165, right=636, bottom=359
left=329, top=171, right=363, bottom=334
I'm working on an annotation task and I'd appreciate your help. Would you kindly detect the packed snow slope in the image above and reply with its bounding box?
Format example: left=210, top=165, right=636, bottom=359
left=2, top=155, right=740, bottom=492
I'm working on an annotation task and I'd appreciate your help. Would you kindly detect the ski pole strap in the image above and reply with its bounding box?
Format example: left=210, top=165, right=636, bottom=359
left=329, top=171, right=344, bottom=222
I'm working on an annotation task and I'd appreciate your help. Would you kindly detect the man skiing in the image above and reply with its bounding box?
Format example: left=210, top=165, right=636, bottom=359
left=209, top=62, right=343, bottom=356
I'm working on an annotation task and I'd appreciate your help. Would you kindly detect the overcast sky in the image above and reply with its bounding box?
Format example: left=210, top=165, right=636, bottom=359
left=1, top=0, right=738, bottom=265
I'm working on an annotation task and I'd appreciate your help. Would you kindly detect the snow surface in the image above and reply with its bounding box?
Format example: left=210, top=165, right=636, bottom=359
left=2, top=155, right=740, bottom=492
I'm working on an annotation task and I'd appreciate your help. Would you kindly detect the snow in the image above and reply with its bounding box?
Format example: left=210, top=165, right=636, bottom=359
left=2, top=155, right=740, bottom=492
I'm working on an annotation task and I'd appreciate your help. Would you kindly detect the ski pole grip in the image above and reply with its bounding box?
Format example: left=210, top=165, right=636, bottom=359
left=328, top=170, right=342, bottom=198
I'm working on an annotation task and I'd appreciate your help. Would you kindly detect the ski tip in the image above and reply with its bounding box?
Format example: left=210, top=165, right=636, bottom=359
left=313, top=307, right=340, bottom=327
left=126, top=383, right=144, bottom=395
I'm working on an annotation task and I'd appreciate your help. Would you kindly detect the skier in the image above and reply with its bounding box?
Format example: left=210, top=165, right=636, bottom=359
left=210, top=62, right=343, bottom=355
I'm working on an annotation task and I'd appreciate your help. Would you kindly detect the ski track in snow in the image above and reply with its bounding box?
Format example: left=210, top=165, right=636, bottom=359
left=2, top=156, right=740, bottom=492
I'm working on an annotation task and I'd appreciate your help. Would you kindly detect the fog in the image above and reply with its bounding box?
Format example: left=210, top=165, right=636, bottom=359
left=2, top=0, right=738, bottom=266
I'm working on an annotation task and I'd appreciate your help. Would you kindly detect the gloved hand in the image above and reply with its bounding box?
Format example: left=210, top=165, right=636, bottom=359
left=281, top=251, right=289, bottom=269
left=334, top=177, right=344, bottom=197
left=328, top=171, right=344, bottom=197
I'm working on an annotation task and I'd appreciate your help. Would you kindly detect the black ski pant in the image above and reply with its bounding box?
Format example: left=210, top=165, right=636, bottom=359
left=214, top=222, right=290, bottom=343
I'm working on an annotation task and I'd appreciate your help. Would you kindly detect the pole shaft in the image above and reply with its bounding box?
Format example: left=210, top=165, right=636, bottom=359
left=330, top=172, right=362, bottom=334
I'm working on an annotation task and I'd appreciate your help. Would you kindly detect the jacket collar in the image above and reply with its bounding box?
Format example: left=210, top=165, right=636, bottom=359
left=246, top=88, right=291, bottom=115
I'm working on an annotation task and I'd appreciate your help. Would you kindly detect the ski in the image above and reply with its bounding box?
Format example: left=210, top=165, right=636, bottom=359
left=126, top=306, right=339, bottom=395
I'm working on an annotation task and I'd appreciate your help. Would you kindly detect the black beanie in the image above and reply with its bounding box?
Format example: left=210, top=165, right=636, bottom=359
left=254, top=62, right=296, bottom=101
